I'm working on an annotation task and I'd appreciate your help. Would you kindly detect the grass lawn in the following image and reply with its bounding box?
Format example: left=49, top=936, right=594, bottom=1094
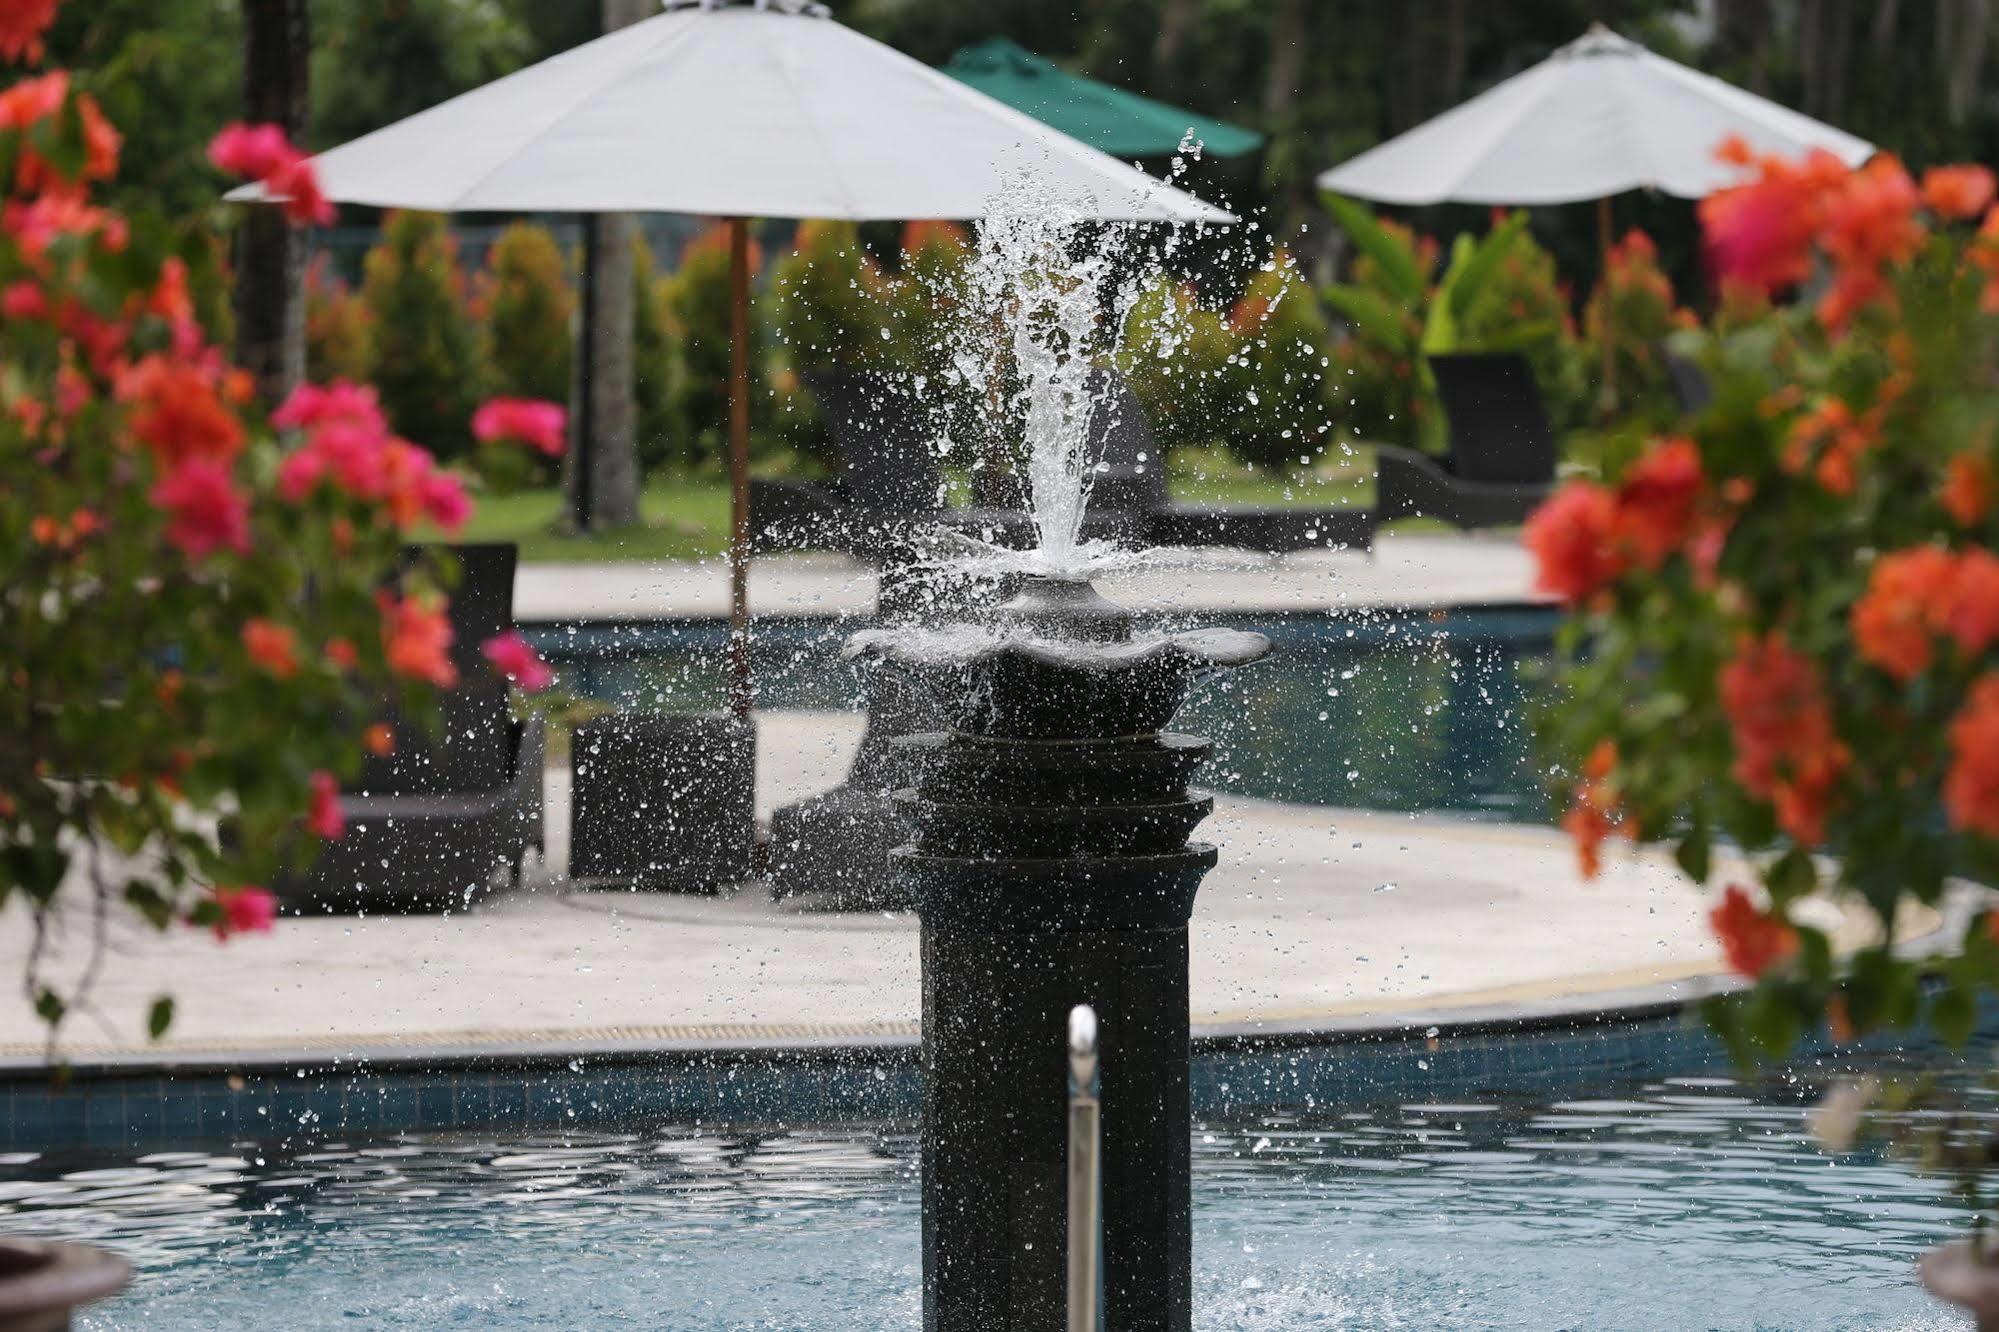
left=455, top=447, right=1383, bottom=563
left=450, top=476, right=733, bottom=562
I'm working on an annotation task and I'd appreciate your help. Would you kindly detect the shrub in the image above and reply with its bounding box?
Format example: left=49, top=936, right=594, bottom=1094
left=1452, top=211, right=1589, bottom=432
left=1217, top=250, right=1333, bottom=470
left=360, top=209, right=486, bottom=459
left=304, top=253, right=374, bottom=383
left=1529, top=147, right=1999, bottom=1062
left=767, top=218, right=901, bottom=374
left=1582, top=227, right=1697, bottom=425
left=1114, top=276, right=1233, bottom=455
left=478, top=220, right=573, bottom=407
left=0, top=41, right=529, bottom=1044
left=660, top=223, right=765, bottom=471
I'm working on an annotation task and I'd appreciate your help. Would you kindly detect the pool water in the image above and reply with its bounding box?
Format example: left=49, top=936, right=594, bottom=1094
left=10, top=1066, right=1974, bottom=1330
left=538, top=607, right=1558, bottom=822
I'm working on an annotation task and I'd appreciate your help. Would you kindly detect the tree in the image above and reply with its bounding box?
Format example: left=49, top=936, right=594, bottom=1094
left=233, top=0, right=309, bottom=406
left=480, top=222, right=574, bottom=406
left=360, top=211, right=485, bottom=459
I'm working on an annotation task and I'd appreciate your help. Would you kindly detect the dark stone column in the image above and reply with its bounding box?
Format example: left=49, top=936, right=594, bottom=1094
left=235, top=0, right=310, bottom=406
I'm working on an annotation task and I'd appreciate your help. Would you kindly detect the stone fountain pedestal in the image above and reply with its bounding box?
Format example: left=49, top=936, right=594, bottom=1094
left=856, top=576, right=1266, bottom=1332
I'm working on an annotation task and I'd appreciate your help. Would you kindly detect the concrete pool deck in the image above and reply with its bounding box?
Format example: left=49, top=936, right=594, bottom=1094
left=512, top=530, right=1547, bottom=624
left=0, top=712, right=1936, bottom=1072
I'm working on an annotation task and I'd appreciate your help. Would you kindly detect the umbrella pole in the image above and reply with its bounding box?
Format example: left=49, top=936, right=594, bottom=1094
left=1596, top=194, right=1616, bottom=420
left=726, top=216, right=753, bottom=722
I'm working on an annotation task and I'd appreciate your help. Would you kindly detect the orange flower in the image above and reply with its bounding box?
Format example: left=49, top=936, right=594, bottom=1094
left=1523, top=482, right=1624, bottom=606
left=1710, top=884, right=1799, bottom=979
left=378, top=591, right=457, bottom=688
left=1698, top=142, right=1847, bottom=295
left=363, top=723, right=395, bottom=757
left=1718, top=633, right=1849, bottom=846
left=1944, top=454, right=1995, bottom=527
left=1946, top=673, right=1999, bottom=837
left=116, top=355, right=246, bottom=466
left=1922, top=165, right=1997, bottom=220
left=241, top=617, right=299, bottom=679
left=324, top=636, right=359, bottom=672
left=1783, top=397, right=1881, bottom=496
left=1819, top=155, right=1924, bottom=275
left=1945, top=548, right=1999, bottom=656
left=1561, top=740, right=1630, bottom=879
left=1851, top=545, right=1957, bottom=681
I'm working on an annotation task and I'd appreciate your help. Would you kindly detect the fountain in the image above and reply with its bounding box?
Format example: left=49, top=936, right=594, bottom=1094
left=845, top=193, right=1270, bottom=1332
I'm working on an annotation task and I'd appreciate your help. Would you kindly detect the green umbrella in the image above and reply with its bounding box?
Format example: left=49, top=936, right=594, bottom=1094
left=943, top=37, right=1263, bottom=161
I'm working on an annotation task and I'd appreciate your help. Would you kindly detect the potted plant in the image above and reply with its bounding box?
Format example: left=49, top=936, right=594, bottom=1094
left=1527, top=137, right=1999, bottom=1318
left=0, top=1, right=557, bottom=1310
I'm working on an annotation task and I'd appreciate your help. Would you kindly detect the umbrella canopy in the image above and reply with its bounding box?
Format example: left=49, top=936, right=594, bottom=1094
left=234, top=2, right=1229, bottom=223
left=942, top=37, right=1263, bottom=161
left=1317, top=24, right=1873, bottom=206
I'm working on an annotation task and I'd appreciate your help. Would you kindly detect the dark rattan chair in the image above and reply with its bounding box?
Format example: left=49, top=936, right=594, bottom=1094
left=277, top=543, right=545, bottom=913
left=1374, top=352, right=1556, bottom=529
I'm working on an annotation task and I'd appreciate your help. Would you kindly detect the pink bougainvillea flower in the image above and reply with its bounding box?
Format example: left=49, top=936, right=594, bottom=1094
left=481, top=629, right=554, bottom=693
left=1922, top=164, right=1998, bottom=220
left=271, top=380, right=388, bottom=436
left=472, top=397, right=568, bottom=458
left=206, top=122, right=294, bottom=181
left=379, top=591, right=457, bottom=688
left=241, top=617, right=300, bottom=679
left=418, top=469, right=472, bottom=532
left=4, top=193, right=128, bottom=261
left=208, top=122, right=334, bottom=228
left=1709, top=884, right=1799, bottom=980
left=150, top=458, right=251, bottom=561
left=207, top=885, right=278, bottom=941
left=305, top=770, right=344, bottom=841
left=0, top=0, right=61, bottom=65
left=1, top=278, right=44, bottom=321
left=1523, top=481, right=1625, bottom=606
left=1697, top=139, right=1845, bottom=295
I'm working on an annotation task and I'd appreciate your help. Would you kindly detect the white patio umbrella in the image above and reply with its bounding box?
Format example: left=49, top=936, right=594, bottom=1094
left=1316, top=23, right=1873, bottom=399
left=235, top=0, right=1228, bottom=717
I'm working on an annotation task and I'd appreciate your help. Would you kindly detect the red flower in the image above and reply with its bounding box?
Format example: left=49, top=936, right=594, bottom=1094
left=305, top=771, right=344, bottom=841
left=207, top=885, right=278, bottom=941
left=241, top=617, right=299, bottom=679
left=266, top=152, right=334, bottom=228
left=1561, top=740, right=1628, bottom=879
left=150, top=458, right=250, bottom=561
left=1947, top=674, right=1999, bottom=837
left=1718, top=632, right=1849, bottom=846
left=117, top=355, right=246, bottom=466
left=16, top=91, right=119, bottom=195
left=1851, top=545, right=1957, bottom=681
left=1922, top=164, right=1998, bottom=220
left=1523, top=482, right=1624, bottom=606
left=1819, top=155, right=1924, bottom=275
left=1709, top=884, right=1799, bottom=979
left=324, top=636, right=358, bottom=672
left=1946, top=548, right=1999, bottom=656
left=472, top=397, right=568, bottom=458
left=1611, top=436, right=1704, bottom=568
left=379, top=592, right=457, bottom=688
left=481, top=629, right=553, bottom=693
left=363, top=723, right=395, bottom=757
left=1, top=278, right=44, bottom=321
left=4, top=193, right=128, bottom=260
left=1944, top=455, right=1995, bottom=527
left=0, top=0, right=60, bottom=64
left=1698, top=141, right=1843, bottom=295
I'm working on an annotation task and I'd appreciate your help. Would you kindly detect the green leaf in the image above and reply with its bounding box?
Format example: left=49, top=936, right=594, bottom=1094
left=147, top=996, right=174, bottom=1041
left=1673, top=824, right=1711, bottom=884
left=1445, top=210, right=1532, bottom=320
left=1318, top=192, right=1425, bottom=302
left=1930, top=978, right=1976, bottom=1048
left=1320, top=284, right=1415, bottom=351
left=33, top=988, right=63, bottom=1026
left=1764, top=848, right=1817, bottom=905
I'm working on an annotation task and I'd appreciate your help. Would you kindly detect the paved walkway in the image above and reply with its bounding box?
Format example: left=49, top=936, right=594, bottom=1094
left=512, top=532, right=1545, bottom=624
left=0, top=713, right=1925, bottom=1068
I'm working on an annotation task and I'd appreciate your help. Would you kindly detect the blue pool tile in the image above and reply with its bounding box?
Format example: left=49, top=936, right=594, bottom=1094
left=490, top=1080, right=528, bottom=1125
left=417, top=1081, right=457, bottom=1129
left=48, top=1093, right=88, bottom=1146
left=454, top=1081, right=491, bottom=1125
left=377, top=1084, right=419, bottom=1131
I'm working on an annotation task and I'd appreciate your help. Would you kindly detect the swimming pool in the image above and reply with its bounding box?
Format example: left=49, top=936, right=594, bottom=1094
left=533, top=605, right=1559, bottom=822
left=15, top=1059, right=1974, bottom=1330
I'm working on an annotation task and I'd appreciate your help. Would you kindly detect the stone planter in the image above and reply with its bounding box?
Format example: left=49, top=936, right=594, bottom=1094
left=0, top=1237, right=129, bottom=1331
left=1922, top=1240, right=1999, bottom=1329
